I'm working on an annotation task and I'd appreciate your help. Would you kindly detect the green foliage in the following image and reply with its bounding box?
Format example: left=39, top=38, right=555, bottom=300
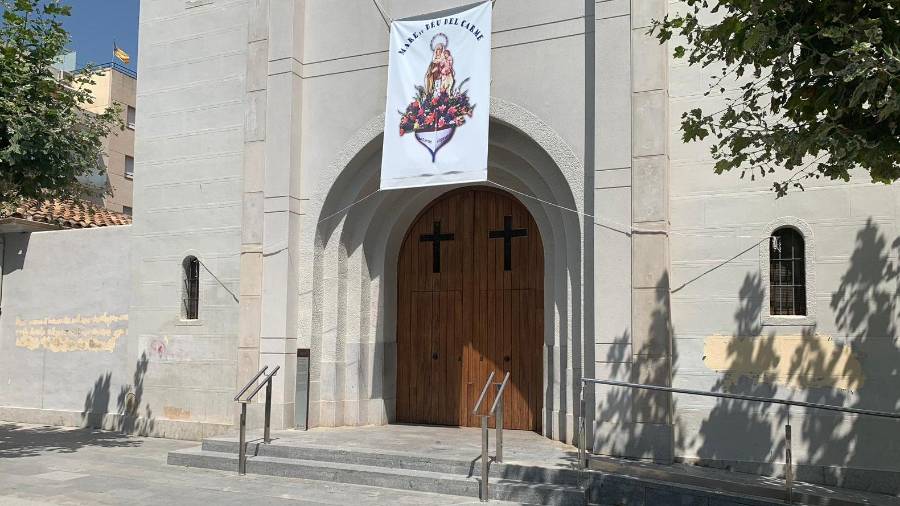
left=0, top=0, right=121, bottom=205
left=653, top=0, right=900, bottom=196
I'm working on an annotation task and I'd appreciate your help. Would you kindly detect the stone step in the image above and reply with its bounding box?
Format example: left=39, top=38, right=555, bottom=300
left=168, top=444, right=793, bottom=506
left=200, top=437, right=582, bottom=486
left=169, top=427, right=899, bottom=506
left=589, top=457, right=895, bottom=506
left=168, top=447, right=586, bottom=505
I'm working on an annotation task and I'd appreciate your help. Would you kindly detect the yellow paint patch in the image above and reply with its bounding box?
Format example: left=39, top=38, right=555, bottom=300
left=163, top=406, right=191, bottom=420
left=702, top=334, right=864, bottom=392
left=14, top=313, right=128, bottom=353
left=16, top=313, right=128, bottom=327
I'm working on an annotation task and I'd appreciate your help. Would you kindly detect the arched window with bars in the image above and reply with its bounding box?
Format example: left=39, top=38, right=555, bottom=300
left=769, top=227, right=806, bottom=316
left=182, top=256, right=200, bottom=320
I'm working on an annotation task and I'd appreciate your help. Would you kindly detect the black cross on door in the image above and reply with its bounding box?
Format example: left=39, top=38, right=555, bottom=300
left=488, top=215, right=528, bottom=271
left=420, top=221, right=454, bottom=273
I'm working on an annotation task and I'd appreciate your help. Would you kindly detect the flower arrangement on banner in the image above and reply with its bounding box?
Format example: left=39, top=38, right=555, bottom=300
left=397, top=33, right=478, bottom=163
left=398, top=78, right=474, bottom=136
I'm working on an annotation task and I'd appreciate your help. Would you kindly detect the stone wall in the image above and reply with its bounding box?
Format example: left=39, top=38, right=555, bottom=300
left=666, top=2, right=900, bottom=491
left=127, top=0, right=598, bottom=443
left=296, top=0, right=590, bottom=441
left=127, top=0, right=248, bottom=439
left=0, top=227, right=133, bottom=429
left=81, top=1, right=900, bottom=489
left=586, top=0, right=900, bottom=490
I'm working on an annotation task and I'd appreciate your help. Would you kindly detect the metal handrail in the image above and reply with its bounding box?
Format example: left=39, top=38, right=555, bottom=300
left=580, top=378, right=900, bottom=419
left=576, top=378, right=900, bottom=504
left=235, top=365, right=281, bottom=475
left=242, top=366, right=281, bottom=402
left=489, top=372, right=511, bottom=416
left=474, top=371, right=510, bottom=503
left=234, top=366, right=268, bottom=401
left=472, top=370, right=496, bottom=414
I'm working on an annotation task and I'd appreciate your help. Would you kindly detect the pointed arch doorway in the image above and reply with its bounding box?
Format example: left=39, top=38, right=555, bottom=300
left=396, top=187, right=543, bottom=431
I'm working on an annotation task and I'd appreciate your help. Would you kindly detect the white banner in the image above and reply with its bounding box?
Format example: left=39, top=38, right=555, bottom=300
left=380, top=2, right=491, bottom=190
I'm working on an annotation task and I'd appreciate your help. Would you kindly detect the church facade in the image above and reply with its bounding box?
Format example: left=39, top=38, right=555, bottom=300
left=1, top=0, right=898, bottom=489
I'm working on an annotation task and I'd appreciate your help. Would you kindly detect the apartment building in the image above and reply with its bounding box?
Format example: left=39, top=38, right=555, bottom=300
left=79, top=62, right=138, bottom=215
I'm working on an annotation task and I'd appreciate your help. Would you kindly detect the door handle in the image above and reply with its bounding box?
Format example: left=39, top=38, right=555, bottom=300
left=504, top=355, right=510, bottom=362
left=432, top=352, right=439, bottom=360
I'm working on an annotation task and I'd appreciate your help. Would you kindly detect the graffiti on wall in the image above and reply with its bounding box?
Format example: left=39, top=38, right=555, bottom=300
left=14, top=313, right=128, bottom=352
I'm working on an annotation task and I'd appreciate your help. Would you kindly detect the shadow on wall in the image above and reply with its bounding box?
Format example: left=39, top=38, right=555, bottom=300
left=694, top=273, right=787, bottom=467
left=2, top=233, right=29, bottom=274
left=81, top=352, right=154, bottom=436
left=596, top=272, right=684, bottom=462
left=692, top=218, right=900, bottom=493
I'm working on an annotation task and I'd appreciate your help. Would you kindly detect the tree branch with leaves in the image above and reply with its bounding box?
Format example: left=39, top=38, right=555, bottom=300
left=0, top=0, right=122, bottom=206
left=653, top=0, right=900, bottom=196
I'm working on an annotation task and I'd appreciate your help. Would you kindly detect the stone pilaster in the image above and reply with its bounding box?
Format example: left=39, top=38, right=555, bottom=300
left=629, top=0, right=673, bottom=463
left=593, top=0, right=634, bottom=452
left=591, top=0, right=673, bottom=463
left=237, top=0, right=306, bottom=429
left=236, top=0, right=269, bottom=418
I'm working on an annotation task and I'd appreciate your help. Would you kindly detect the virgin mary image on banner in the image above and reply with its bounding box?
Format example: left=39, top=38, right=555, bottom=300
left=397, top=34, right=474, bottom=163
left=380, top=2, right=491, bottom=190
left=425, top=34, right=454, bottom=95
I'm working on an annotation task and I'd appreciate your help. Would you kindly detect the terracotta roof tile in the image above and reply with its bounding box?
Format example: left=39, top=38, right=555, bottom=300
left=0, top=199, right=132, bottom=229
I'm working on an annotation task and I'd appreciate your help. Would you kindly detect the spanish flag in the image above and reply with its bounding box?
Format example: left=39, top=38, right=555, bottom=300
left=113, top=44, right=130, bottom=65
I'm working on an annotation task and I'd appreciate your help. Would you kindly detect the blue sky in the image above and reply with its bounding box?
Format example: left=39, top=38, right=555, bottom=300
left=62, top=0, right=140, bottom=71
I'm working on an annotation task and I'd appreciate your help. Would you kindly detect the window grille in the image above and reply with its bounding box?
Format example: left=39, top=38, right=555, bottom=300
left=769, top=228, right=806, bottom=316
left=182, top=256, right=200, bottom=320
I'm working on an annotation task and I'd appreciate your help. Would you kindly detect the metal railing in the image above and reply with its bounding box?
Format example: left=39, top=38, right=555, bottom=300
left=97, top=61, right=138, bottom=79
left=577, top=378, right=900, bottom=504
left=472, top=371, right=511, bottom=502
left=234, top=365, right=280, bottom=475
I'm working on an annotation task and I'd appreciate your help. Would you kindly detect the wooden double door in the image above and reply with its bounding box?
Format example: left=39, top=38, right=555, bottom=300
left=397, top=187, right=543, bottom=431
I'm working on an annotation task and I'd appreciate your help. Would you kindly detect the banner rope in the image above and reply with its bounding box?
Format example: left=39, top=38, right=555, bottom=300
left=487, top=180, right=659, bottom=237
left=314, top=180, right=770, bottom=241
left=317, top=188, right=382, bottom=224
left=338, top=2, right=767, bottom=242
left=374, top=1, right=498, bottom=31
left=372, top=0, right=392, bottom=30
left=486, top=180, right=772, bottom=240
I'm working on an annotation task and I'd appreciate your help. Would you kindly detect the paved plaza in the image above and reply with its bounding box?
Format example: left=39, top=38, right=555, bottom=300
left=0, top=422, right=516, bottom=505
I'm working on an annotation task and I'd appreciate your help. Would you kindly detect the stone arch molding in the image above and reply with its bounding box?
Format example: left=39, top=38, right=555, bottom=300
left=314, top=97, right=584, bottom=217
left=305, top=97, right=586, bottom=442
